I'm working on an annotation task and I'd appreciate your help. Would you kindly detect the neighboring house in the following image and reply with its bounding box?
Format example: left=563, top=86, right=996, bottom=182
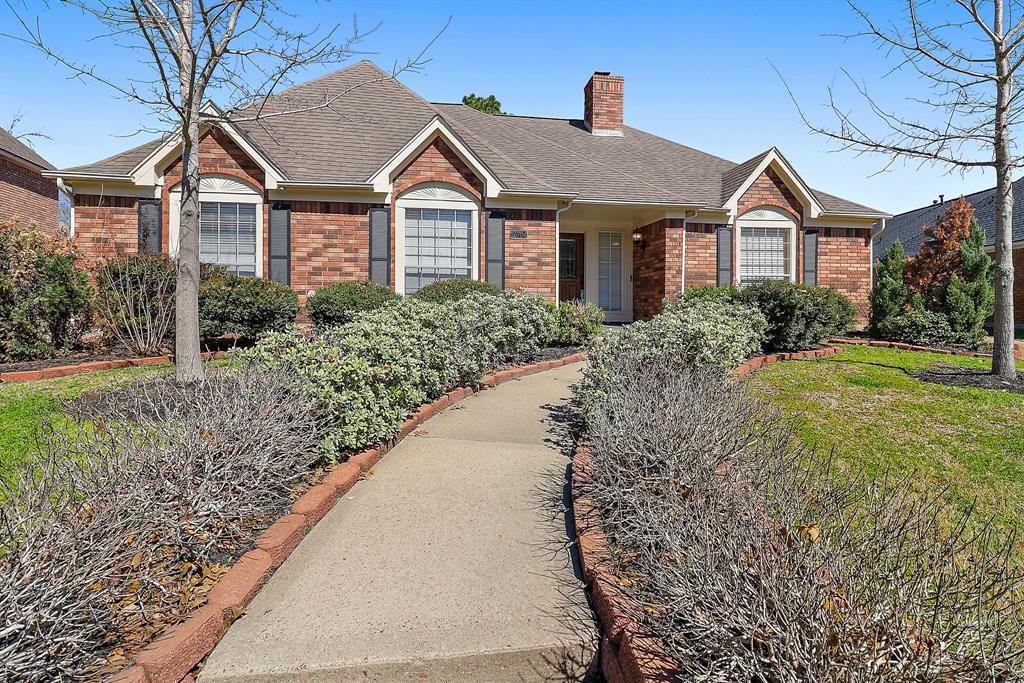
left=48, top=61, right=888, bottom=321
left=877, top=183, right=1024, bottom=326
left=0, top=127, right=60, bottom=232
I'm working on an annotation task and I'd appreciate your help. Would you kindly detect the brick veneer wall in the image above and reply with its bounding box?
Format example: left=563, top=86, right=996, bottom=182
left=817, top=227, right=872, bottom=319
left=632, top=219, right=685, bottom=320
left=737, top=166, right=803, bottom=221
left=289, top=201, right=381, bottom=298
left=0, top=156, right=58, bottom=232
left=502, top=209, right=556, bottom=300
left=73, top=194, right=139, bottom=261
left=684, top=223, right=717, bottom=288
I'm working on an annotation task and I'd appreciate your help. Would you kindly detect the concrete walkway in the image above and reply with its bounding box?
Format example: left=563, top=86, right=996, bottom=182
left=200, top=362, right=595, bottom=682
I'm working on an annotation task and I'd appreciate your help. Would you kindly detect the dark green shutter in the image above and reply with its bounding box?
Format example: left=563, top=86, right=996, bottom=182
left=485, top=212, right=505, bottom=288
left=269, top=203, right=291, bottom=284
left=716, top=224, right=733, bottom=286
left=802, top=229, right=819, bottom=286
left=138, top=199, right=161, bottom=253
left=369, top=207, right=390, bottom=286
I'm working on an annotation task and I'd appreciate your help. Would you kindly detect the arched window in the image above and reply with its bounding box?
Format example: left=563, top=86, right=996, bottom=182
left=169, top=175, right=263, bottom=276
left=395, top=183, right=479, bottom=295
left=737, top=207, right=797, bottom=284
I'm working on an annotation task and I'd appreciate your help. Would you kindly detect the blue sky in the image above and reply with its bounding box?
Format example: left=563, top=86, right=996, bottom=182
left=0, top=0, right=1002, bottom=215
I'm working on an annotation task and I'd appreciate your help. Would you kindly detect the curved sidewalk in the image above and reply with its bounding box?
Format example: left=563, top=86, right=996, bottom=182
left=200, top=362, right=595, bottom=682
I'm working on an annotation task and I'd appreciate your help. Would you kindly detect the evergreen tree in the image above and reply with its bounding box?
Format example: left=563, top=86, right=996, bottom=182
left=942, top=220, right=995, bottom=347
left=462, top=93, right=503, bottom=115
left=869, top=240, right=909, bottom=337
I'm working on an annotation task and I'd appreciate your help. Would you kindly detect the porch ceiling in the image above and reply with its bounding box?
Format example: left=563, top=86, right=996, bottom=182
left=558, top=202, right=675, bottom=230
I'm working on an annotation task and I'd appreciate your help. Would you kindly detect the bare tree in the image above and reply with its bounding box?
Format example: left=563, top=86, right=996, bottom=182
left=785, top=0, right=1022, bottom=379
left=6, top=1, right=443, bottom=381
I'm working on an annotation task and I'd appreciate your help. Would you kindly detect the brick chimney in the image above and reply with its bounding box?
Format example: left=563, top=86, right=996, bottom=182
left=584, top=72, right=624, bottom=136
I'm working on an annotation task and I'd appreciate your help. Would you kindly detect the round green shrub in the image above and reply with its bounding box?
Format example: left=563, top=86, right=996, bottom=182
left=738, top=281, right=856, bottom=352
left=876, top=308, right=954, bottom=347
left=412, top=278, right=501, bottom=303
left=199, top=271, right=300, bottom=339
left=306, top=281, right=399, bottom=331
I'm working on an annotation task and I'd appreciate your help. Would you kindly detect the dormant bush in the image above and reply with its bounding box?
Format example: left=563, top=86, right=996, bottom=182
left=580, top=353, right=1024, bottom=681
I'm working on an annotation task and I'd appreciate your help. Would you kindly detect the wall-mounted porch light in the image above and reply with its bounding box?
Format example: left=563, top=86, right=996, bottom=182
left=632, top=227, right=647, bottom=252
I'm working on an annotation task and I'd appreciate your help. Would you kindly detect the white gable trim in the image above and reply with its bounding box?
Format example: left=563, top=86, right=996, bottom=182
left=367, top=116, right=504, bottom=199
left=723, top=148, right=824, bottom=219
left=129, top=102, right=285, bottom=189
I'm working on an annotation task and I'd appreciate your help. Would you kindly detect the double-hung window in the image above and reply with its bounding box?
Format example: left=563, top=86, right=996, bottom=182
left=403, top=207, right=473, bottom=294
left=200, top=202, right=258, bottom=276
left=740, top=226, right=791, bottom=283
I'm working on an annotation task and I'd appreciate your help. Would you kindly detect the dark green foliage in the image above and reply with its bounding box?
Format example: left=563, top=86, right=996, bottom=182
left=679, top=285, right=741, bottom=303
left=0, top=219, right=93, bottom=362
left=870, top=241, right=909, bottom=337
left=412, top=278, right=502, bottom=303
left=941, top=221, right=995, bottom=348
left=737, top=281, right=857, bottom=352
left=462, top=93, right=503, bottom=115
left=199, top=270, right=300, bottom=339
left=306, top=281, right=400, bottom=331
left=876, top=306, right=954, bottom=346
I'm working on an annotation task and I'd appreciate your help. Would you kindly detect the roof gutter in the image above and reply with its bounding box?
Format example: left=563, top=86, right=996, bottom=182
left=498, top=189, right=578, bottom=201
left=275, top=180, right=377, bottom=191
left=43, top=171, right=133, bottom=182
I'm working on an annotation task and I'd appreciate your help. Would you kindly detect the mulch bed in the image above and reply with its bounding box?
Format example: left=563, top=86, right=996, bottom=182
left=914, top=362, right=1024, bottom=394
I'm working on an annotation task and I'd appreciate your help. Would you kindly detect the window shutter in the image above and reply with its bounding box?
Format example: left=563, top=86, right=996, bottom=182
left=802, top=229, right=819, bottom=286
left=368, top=207, right=390, bottom=286
left=485, top=212, right=505, bottom=288
left=138, top=199, right=161, bottom=253
left=716, top=224, right=733, bottom=286
left=269, top=203, right=291, bottom=285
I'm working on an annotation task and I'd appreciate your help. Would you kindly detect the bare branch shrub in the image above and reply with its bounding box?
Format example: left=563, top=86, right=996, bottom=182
left=0, top=366, right=324, bottom=681
left=94, top=253, right=176, bottom=355
left=582, top=353, right=1024, bottom=681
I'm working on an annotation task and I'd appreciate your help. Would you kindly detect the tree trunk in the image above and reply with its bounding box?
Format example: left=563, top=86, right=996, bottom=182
left=992, top=0, right=1017, bottom=380
left=174, top=3, right=204, bottom=383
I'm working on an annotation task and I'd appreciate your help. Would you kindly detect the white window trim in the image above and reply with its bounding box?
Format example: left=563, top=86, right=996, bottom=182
left=395, top=185, right=479, bottom=295
left=736, top=207, right=798, bottom=285
left=169, top=179, right=264, bottom=277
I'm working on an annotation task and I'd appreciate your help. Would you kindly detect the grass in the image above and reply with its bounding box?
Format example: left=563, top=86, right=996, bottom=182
left=0, top=363, right=174, bottom=482
left=748, top=344, right=1024, bottom=534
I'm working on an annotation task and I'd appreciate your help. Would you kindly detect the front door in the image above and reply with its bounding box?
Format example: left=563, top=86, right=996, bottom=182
left=559, top=233, right=585, bottom=302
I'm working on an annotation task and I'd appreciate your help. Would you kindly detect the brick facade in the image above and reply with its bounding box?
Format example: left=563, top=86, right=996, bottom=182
left=73, top=194, right=140, bottom=262
left=0, top=156, right=58, bottom=232
left=502, top=209, right=556, bottom=300
left=632, top=218, right=686, bottom=320
left=289, top=201, right=380, bottom=298
left=737, top=167, right=803, bottom=221
left=817, top=227, right=872, bottom=319
left=684, top=223, right=718, bottom=288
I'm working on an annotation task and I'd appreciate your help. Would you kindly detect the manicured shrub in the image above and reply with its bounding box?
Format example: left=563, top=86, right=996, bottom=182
left=737, top=280, right=856, bottom=352
left=870, top=240, right=908, bottom=337
left=876, top=307, right=954, bottom=346
left=452, top=291, right=555, bottom=366
left=678, top=284, right=741, bottom=303
left=94, top=253, right=176, bottom=355
left=412, top=277, right=501, bottom=303
left=580, top=348, right=1024, bottom=681
left=199, top=270, right=300, bottom=339
left=306, top=280, right=399, bottom=330
left=578, top=297, right=766, bottom=420
left=551, top=299, right=605, bottom=346
left=1, top=367, right=324, bottom=680
left=0, top=219, right=93, bottom=361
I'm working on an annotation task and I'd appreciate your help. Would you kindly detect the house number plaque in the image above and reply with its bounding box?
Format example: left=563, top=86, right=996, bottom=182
left=509, top=230, right=528, bottom=240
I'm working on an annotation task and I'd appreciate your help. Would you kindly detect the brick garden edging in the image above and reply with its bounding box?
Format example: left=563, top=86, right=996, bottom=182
left=106, top=351, right=588, bottom=683
left=0, top=351, right=229, bottom=384
left=828, top=337, right=1024, bottom=360
left=573, top=346, right=843, bottom=683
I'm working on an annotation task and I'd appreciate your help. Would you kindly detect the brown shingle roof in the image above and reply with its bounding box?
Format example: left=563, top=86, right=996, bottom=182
left=59, top=60, right=886, bottom=216
left=0, top=128, right=55, bottom=171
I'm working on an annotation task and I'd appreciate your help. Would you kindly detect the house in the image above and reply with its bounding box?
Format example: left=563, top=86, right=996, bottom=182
left=877, top=184, right=1024, bottom=326
left=0, top=127, right=60, bottom=232
left=48, top=61, right=888, bottom=322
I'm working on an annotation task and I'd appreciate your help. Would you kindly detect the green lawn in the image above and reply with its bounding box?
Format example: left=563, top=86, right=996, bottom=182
left=0, top=364, right=173, bottom=481
left=748, top=345, right=1024, bottom=534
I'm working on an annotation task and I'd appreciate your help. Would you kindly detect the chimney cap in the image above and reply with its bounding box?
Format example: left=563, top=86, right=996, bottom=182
left=593, top=71, right=611, bottom=76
